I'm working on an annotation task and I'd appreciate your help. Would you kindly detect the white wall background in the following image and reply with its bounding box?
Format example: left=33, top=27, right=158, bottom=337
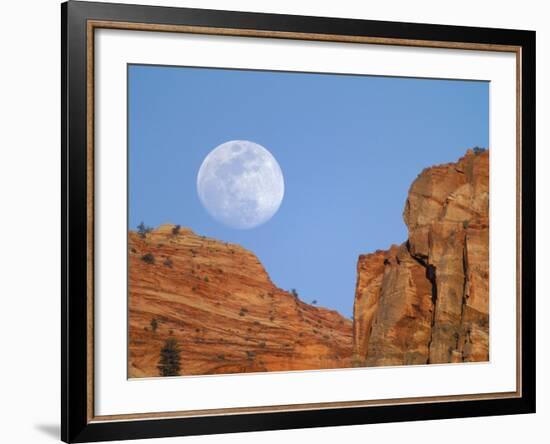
left=0, top=1, right=547, bottom=443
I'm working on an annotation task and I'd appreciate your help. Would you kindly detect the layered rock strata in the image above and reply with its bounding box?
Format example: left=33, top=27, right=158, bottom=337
left=352, top=149, right=489, bottom=366
left=129, top=149, right=489, bottom=377
left=128, top=225, right=353, bottom=377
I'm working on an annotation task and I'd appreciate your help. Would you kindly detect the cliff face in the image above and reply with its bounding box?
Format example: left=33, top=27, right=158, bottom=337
left=129, top=149, right=488, bottom=377
left=129, top=225, right=352, bottom=378
left=353, top=149, right=489, bottom=366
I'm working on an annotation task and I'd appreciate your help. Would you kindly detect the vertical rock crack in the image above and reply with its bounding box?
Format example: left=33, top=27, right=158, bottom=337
left=405, top=240, right=438, bottom=364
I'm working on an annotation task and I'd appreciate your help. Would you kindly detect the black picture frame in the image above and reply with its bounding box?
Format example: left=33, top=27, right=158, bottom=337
left=62, top=1, right=536, bottom=442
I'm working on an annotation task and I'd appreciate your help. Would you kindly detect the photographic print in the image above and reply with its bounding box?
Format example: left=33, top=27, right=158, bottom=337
left=63, top=4, right=535, bottom=440
left=127, top=65, right=489, bottom=378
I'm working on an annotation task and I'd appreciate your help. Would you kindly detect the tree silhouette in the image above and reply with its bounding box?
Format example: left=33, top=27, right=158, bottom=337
left=137, top=222, right=153, bottom=239
left=157, top=338, right=181, bottom=376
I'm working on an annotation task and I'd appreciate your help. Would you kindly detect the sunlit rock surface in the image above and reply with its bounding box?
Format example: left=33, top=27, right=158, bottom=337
left=352, top=149, right=489, bottom=366
left=128, top=149, right=489, bottom=378
left=128, top=225, right=352, bottom=377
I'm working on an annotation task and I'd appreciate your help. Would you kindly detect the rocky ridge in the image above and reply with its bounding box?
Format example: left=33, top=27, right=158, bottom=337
left=128, top=225, right=353, bottom=377
left=128, top=149, right=489, bottom=377
left=352, top=149, right=489, bottom=366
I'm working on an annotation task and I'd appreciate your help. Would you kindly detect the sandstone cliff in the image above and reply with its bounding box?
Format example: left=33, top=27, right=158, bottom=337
left=129, top=149, right=488, bottom=377
left=129, top=225, right=353, bottom=377
left=352, top=149, right=489, bottom=366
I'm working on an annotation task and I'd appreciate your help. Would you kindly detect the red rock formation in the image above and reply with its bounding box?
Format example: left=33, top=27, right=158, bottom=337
left=129, top=149, right=488, bottom=377
left=353, top=149, right=489, bottom=366
left=128, top=225, right=352, bottom=378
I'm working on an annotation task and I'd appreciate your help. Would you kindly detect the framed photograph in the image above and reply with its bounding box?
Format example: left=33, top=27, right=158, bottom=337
left=62, top=1, right=535, bottom=442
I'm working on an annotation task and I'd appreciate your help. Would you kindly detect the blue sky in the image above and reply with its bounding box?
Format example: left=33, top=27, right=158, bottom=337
left=128, top=64, right=488, bottom=318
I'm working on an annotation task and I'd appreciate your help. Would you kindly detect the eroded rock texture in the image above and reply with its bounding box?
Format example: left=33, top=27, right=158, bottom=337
left=128, top=225, right=352, bottom=377
left=353, top=149, right=489, bottom=366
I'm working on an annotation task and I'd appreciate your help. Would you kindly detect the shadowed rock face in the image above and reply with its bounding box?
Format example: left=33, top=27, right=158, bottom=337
left=128, top=225, right=352, bottom=378
left=352, top=149, right=489, bottom=366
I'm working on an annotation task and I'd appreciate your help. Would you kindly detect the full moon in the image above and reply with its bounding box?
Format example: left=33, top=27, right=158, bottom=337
left=197, top=140, right=285, bottom=229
